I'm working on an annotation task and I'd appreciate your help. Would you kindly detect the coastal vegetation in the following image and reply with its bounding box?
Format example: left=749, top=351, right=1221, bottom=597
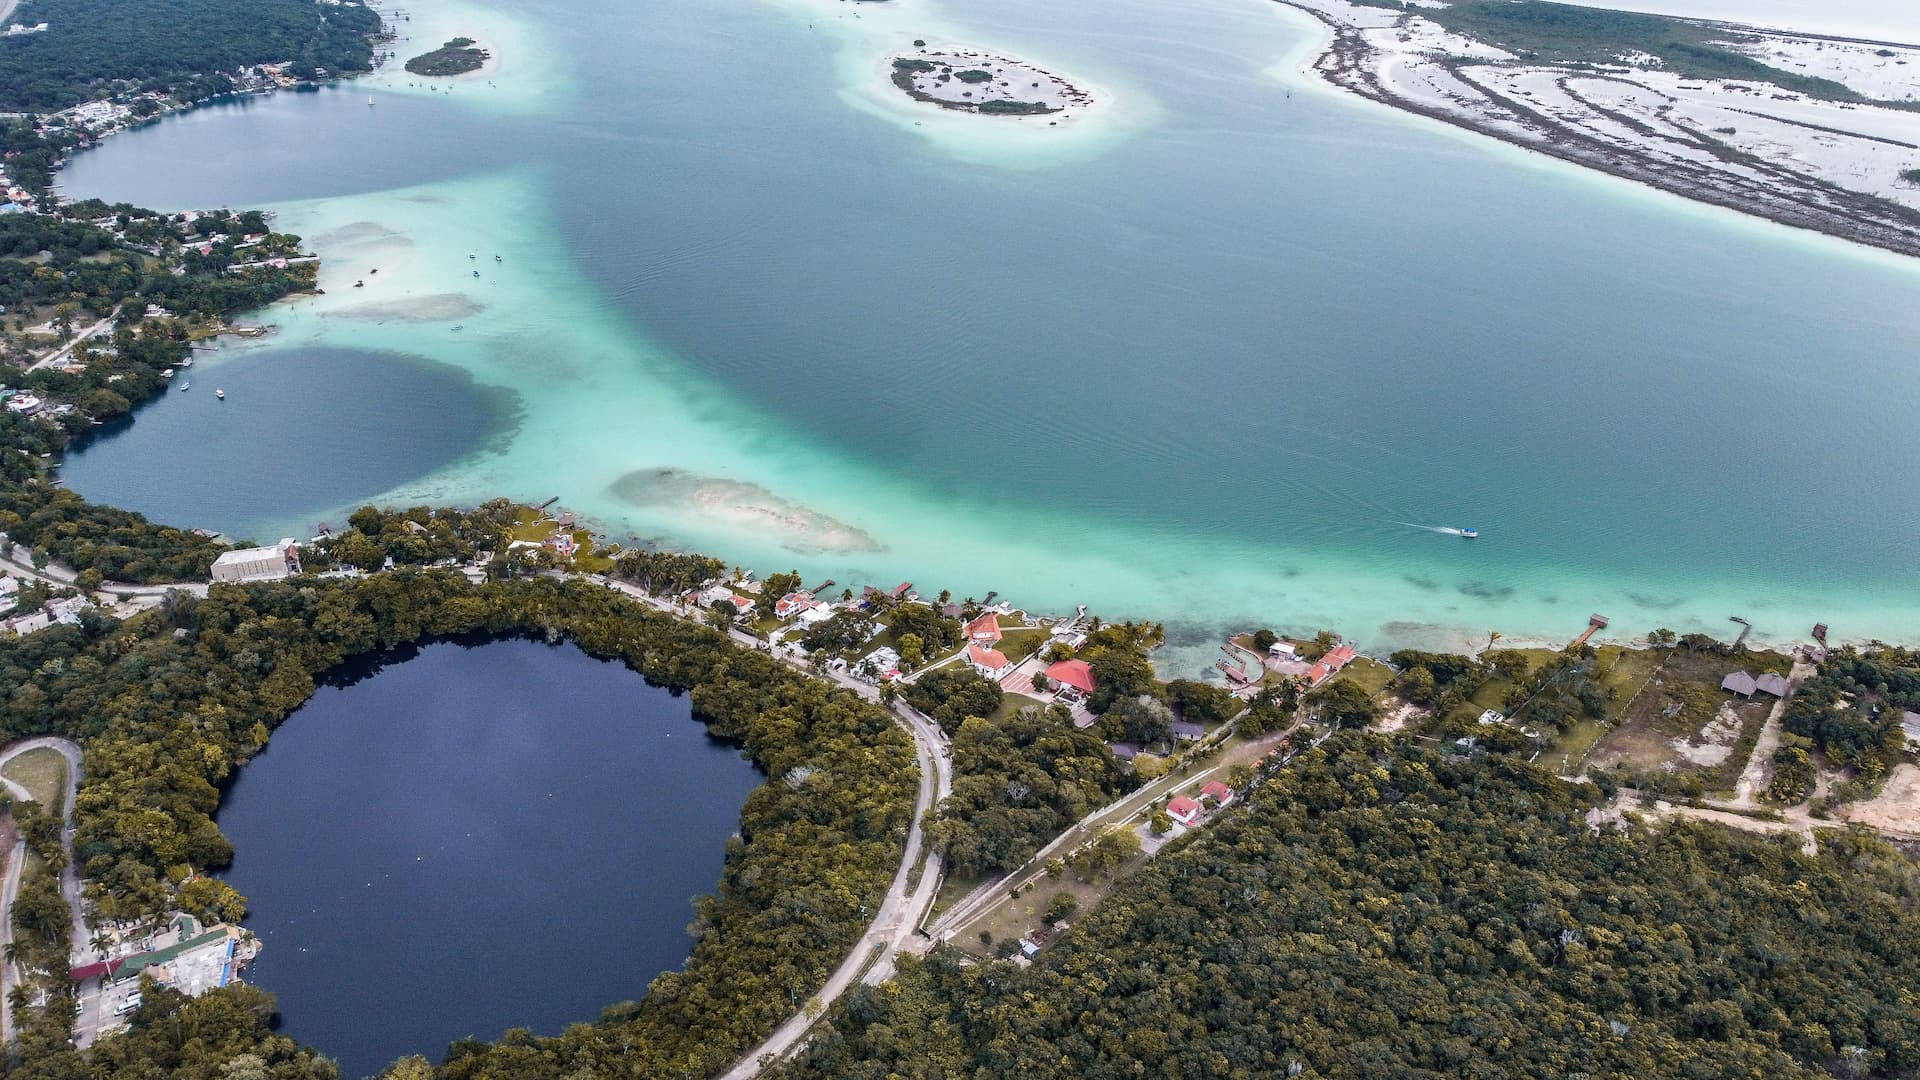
left=1780, top=646, right=1916, bottom=802
left=0, top=570, right=917, bottom=1076
left=404, top=38, right=490, bottom=78
left=1421, top=1, right=1897, bottom=107
left=0, top=0, right=383, bottom=111
left=924, top=702, right=1123, bottom=879
left=779, top=735, right=1920, bottom=1079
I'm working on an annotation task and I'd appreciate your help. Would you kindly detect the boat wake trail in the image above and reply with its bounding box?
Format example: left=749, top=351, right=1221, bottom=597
left=1392, top=521, right=1461, bottom=535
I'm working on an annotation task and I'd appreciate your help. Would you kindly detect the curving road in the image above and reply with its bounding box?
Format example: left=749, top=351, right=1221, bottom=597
left=0, top=737, right=86, bottom=1045
left=579, top=578, right=954, bottom=1080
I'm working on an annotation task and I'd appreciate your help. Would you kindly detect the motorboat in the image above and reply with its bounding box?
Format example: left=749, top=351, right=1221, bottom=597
left=1459, top=527, right=1479, bottom=539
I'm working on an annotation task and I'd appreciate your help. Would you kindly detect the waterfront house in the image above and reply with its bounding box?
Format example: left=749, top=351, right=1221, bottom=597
left=727, top=594, right=755, bottom=620
left=966, top=644, right=1013, bottom=681
left=1305, top=644, right=1357, bottom=687
left=965, top=612, right=1002, bottom=646
left=697, top=584, right=734, bottom=607
left=1720, top=671, right=1758, bottom=697
left=1046, top=659, right=1095, bottom=700
left=1267, top=640, right=1297, bottom=659
left=210, top=539, right=301, bottom=584
left=1754, top=673, right=1790, bottom=698
left=1166, top=796, right=1204, bottom=827
left=774, top=590, right=817, bottom=620
left=1201, top=781, right=1234, bottom=807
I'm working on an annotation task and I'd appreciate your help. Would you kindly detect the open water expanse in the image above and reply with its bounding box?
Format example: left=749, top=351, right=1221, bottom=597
left=215, top=639, right=761, bottom=1078
left=57, top=0, right=1920, bottom=665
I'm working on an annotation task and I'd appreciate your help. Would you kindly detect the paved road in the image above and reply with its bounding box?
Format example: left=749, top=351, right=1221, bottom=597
left=28, top=319, right=114, bottom=373
left=0, top=737, right=85, bottom=1045
left=922, top=718, right=1296, bottom=951
left=581, top=577, right=955, bottom=1080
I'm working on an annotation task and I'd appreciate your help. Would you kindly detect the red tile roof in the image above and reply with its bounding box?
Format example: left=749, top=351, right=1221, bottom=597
left=965, top=612, right=1002, bottom=643
left=1167, top=796, right=1203, bottom=821
left=1046, top=659, right=1095, bottom=694
left=1201, top=781, right=1233, bottom=803
left=968, top=644, right=1011, bottom=670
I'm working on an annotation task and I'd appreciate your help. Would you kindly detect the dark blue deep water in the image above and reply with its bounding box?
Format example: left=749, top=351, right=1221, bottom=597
left=216, top=638, right=762, bottom=1078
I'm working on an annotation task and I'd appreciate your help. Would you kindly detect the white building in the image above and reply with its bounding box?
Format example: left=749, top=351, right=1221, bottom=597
left=210, top=539, right=301, bottom=584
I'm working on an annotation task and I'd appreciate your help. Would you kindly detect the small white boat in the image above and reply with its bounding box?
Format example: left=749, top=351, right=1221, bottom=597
left=1459, top=527, right=1480, bottom=539
left=162, top=369, right=175, bottom=379
left=179, top=380, right=191, bottom=392
left=450, top=324, right=463, bottom=332
left=215, top=388, right=226, bottom=400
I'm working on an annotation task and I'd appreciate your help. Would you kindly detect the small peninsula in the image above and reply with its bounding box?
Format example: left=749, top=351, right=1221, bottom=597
left=405, top=37, right=490, bottom=77
left=890, top=45, right=1092, bottom=117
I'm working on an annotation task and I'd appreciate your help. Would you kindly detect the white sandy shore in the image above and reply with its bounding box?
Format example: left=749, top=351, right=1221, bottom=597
left=758, top=0, right=1147, bottom=167
left=1271, top=0, right=1920, bottom=256
left=364, top=0, right=570, bottom=115
left=886, top=41, right=1099, bottom=123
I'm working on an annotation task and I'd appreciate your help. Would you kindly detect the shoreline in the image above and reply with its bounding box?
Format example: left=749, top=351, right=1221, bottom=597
left=1268, top=0, right=1920, bottom=261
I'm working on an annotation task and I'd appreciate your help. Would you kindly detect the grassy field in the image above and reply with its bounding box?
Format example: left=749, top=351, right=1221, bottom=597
left=1, top=747, right=66, bottom=812
left=987, top=692, right=1049, bottom=725
left=1333, top=657, right=1396, bottom=697
left=1423, top=1, right=1875, bottom=103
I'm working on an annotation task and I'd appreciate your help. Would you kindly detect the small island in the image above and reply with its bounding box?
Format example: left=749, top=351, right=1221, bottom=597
left=404, top=37, right=490, bottom=77
left=889, top=45, right=1092, bottom=117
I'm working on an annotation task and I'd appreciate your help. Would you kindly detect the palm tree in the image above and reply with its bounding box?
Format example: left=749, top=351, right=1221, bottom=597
left=1482, top=630, right=1502, bottom=656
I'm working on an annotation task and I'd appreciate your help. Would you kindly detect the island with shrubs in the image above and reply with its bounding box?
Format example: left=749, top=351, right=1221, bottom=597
left=889, top=43, right=1092, bottom=118
left=404, top=36, right=490, bottom=77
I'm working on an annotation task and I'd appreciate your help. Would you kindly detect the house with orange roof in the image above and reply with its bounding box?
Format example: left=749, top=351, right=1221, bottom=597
left=967, top=644, right=1013, bottom=681
left=965, top=612, right=1002, bottom=646
left=1046, top=659, right=1095, bottom=699
left=1201, top=781, right=1234, bottom=807
left=1166, top=796, right=1204, bottom=827
left=773, top=590, right=818, bottom=620
left=1305, top=643, right=1357, bottom=687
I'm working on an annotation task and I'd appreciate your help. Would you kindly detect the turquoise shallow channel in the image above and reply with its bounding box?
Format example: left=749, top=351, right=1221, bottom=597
left=56, top=0, right=1920, bottom=670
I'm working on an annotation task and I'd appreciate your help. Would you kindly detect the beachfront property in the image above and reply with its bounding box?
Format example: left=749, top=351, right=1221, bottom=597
left=773, top=590, right=818, bottom=620
left=1305, top=644, right=1357, bottom=687
left=966, top=612, right=1002, bottom=646
left=209, top=539, right=302, bottom=584
left=1721, top=670, right=1790, bottom=698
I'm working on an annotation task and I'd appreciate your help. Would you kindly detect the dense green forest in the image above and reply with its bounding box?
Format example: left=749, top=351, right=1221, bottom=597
left=0, top=571, right=917, bottom=1076
left=780, top=735, right=1920, bottom=1079
left=925, top=701, right=1126, bottom=878
left=0, top=0, right=382, bottom=111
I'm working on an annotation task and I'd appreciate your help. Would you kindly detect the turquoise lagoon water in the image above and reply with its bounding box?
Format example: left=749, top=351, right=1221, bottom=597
left=57, top=0, right=1920, bottom=666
